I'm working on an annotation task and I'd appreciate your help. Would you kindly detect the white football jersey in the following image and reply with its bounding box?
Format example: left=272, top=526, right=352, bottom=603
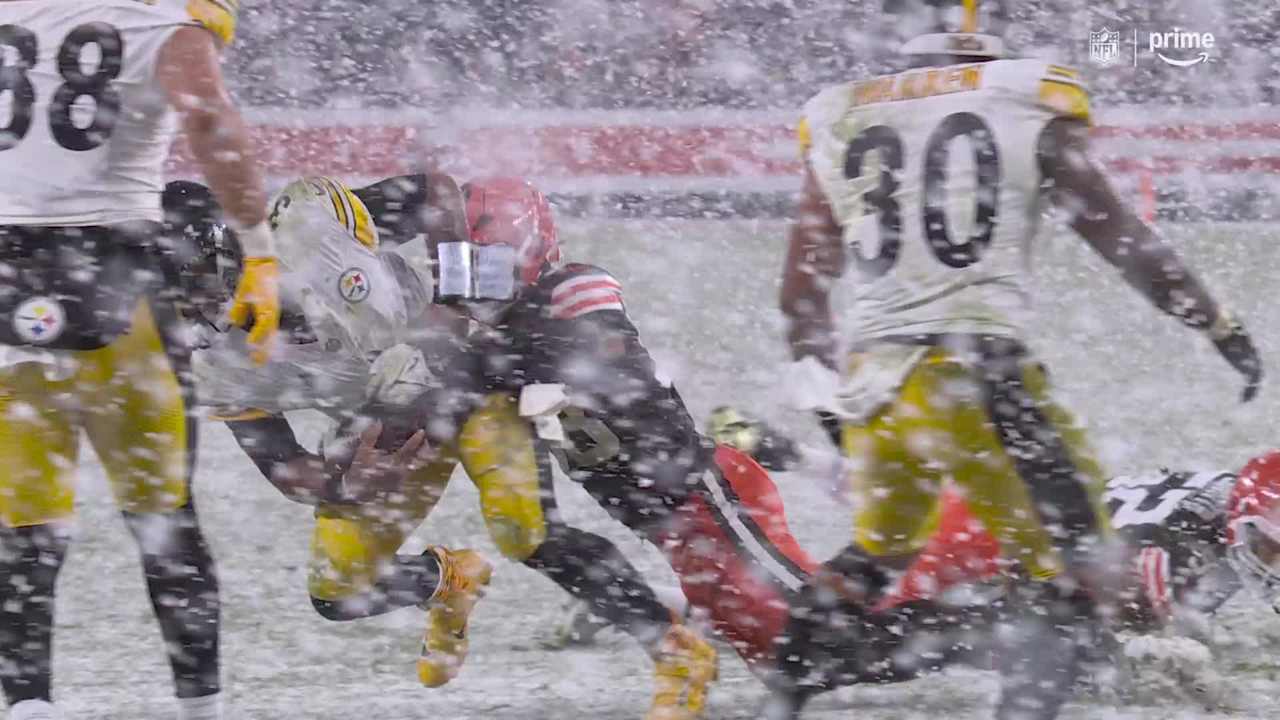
left=193, top=251, right=420, bottom=417
left=0, top=0, right=237, bottom=226
left=194, top=178, right=432, bottom=416
left=800, top=58, right=1091, bottom=341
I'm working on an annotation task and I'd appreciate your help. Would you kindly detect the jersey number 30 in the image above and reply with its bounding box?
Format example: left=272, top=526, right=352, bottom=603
left=0, top=23, right=123, bottom=152
left=844, top=112, right=1001, bottom=277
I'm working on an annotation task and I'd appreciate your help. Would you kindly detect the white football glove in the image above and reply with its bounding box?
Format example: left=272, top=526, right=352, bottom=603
left=519, top=383, right=570, bottom=443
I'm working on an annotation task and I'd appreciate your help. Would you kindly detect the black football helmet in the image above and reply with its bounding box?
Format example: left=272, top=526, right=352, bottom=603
left=163, top=181, right=242, bottom=330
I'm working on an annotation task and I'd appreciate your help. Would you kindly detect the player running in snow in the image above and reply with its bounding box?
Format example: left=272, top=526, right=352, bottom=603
left=779, top=1, right=1262, bottom=717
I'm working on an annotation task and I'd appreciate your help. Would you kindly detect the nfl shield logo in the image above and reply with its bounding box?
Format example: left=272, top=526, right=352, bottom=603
left=1090, top=28, right=1120, bottom=65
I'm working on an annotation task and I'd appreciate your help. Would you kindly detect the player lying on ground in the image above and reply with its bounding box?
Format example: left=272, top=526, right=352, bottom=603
left=700, top=414, right=1280, bottom=714
left=0, top=2, right=279, bottom=718
left=175, top=176, right=719, bottom=719
left=779, top=1, right=1261, bottom=718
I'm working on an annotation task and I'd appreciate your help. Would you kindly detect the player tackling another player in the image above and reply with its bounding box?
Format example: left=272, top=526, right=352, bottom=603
left=0, top=1, right=278, bottom=719
left=0, top=1, right=1266, bottom=717
left=779, top=0, right=1261, bottom=718
left=174, top=174, right=723, bottom=719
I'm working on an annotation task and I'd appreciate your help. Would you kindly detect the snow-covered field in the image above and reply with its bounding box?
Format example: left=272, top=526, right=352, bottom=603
left=41, top=219, right=1280, bottom=719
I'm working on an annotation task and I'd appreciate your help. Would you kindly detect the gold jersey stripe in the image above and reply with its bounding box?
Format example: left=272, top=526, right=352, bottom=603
left=1039, top=79, right=1091, bottom=124
left=345, top=187, right=377, bottom=249
left=317, top=177, right=350, bottom=232
left=319, top=176, right=377, bottom=250
left=1047, top=64, right=1081, bottom=81
left=331, top=178, right=355, bottom=232
left=797, top=117, right=812, bottom=154
left=209, top=408, right=271, bottom=422
left=185, top=0, right=237, bottom=46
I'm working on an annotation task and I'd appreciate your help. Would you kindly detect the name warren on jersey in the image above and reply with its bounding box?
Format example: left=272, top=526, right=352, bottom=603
left=799, top=59, right=1090, bottom=343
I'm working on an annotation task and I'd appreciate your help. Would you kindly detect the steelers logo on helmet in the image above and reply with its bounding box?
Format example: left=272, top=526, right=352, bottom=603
left=339, top=267, right=371, bottom=303
left=13, top=297, right=66, bottom=345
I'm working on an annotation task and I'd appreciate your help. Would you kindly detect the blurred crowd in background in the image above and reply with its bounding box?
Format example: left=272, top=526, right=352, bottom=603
left=227, top=0, right=1280, bottom=111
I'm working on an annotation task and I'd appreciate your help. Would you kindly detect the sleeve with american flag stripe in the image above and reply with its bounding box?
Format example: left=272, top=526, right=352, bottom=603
left=549, top=269, right=625, bottom=320
left=1136, top=546, right=1173, bottom=621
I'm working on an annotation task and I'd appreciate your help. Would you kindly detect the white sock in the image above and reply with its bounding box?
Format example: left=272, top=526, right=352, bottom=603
left=9, top=699, right=61, bottom=720
left=177, top=694, right=222, bottom=720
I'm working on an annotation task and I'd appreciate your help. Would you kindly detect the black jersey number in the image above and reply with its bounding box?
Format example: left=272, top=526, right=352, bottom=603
left=0, top=22, right=123, bottom=152
left=559, top=408, right=622, bottom=468
left=843, top=112, right=1001, bottom=276
left=1103, top=471, right=1218, bottom=528
left=0, top=24, right=37, bottom=150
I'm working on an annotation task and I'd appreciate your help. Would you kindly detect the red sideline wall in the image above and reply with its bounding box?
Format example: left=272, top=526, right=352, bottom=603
left=169, top=108, right=1280, bottom=219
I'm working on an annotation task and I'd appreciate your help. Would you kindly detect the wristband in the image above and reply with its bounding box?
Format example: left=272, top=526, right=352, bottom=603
left=230, top=219, right=276, bottom=258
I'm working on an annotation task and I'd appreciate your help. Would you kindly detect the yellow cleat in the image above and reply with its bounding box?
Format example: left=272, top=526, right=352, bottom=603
left=646, top=624, right=719, bottom=720
left=417, top=547, right=493, bottom=688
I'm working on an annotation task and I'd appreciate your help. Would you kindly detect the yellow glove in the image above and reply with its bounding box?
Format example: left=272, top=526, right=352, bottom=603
left=227, top=256, right=280, bottom=365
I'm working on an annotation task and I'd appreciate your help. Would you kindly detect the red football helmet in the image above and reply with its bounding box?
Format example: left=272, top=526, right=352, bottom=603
left=463, top=177, right=561, bottom=287
left=1226, top=451, right=1280, bottom=608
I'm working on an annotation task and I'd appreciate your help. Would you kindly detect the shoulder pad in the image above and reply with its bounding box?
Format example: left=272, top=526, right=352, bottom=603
left=546, top=264, right=624, bottom=320
left=987, top=58, right=1091, bottom=125
left=181, top=0, right=239, bottom=47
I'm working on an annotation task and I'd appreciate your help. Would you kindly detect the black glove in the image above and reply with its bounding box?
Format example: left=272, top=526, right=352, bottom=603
left=1210, top=315, right=1261, bottom=402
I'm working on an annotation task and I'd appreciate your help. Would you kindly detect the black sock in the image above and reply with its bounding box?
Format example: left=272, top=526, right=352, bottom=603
left=994, top=581, right=1093, bottom=720
left=121, top=505, right=221, bottom=699
left=524, top=525, right=672, bottom=650
left=774, top=544, right=890, bottom=699
left=0, top=524, right=69, bottom=705
left=312, top=551, right=441, bottom=621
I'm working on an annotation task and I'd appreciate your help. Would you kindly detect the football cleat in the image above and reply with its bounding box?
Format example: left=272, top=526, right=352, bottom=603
left=646, top=624, right=718, bottom=720
left=417, top=547, right=493, bottom=688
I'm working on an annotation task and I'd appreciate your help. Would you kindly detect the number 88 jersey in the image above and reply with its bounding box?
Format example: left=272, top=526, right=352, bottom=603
left=799, top=59, right=1090, bottom=341
left=0, top=0, right=236, bottom=226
